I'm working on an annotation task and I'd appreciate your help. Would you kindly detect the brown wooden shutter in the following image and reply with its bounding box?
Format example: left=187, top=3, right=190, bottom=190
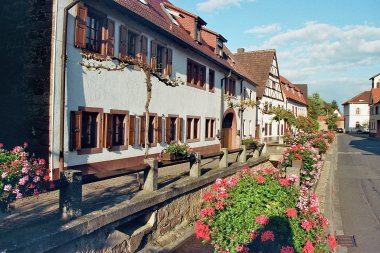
left=98, top=113, right=104, bottom=148
left=107, top=19, right=115, bottom=57
left=154, top=116, right=159, bottom=144
left=150, top=40, right=157, bottom=69
left=139, top=116, right=146, bottom=146
left=165, top=118, right=171, bottom=143
left=119, top=25, right=127, bottom=58
left=161, top=48, right=167, bottom=74
left=167, top=48, right=173, bottom=76
left=74, top=4, right=87, bottom=48
left=158, top=117, right=163, bottom=143
left=129, top=115, right=136, bottom=146
left=141, top=36, right=148, bottom=63
left=70, top=111, right=82, bottom=151
left=178, top=117, right=183, bottom=142
left=101, top=18, right=108, bottom=57
left=105, top=114, right=113, bottom=148
left=124, top=113, right=129, bottom=146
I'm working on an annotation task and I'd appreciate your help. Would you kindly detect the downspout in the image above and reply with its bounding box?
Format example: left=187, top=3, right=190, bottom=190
left=219, top=70, right=232, bottom=145
left=59, top=0, right=80, bottom=173
left=239, top=79, right=244, bottom=141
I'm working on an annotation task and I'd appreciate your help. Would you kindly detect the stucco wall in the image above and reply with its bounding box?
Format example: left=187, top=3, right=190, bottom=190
left=343, top=103, right=369, bottom=132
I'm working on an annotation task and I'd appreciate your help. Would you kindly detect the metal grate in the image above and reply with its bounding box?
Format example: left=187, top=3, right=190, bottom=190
left=336, top=235, right=357, bottom=247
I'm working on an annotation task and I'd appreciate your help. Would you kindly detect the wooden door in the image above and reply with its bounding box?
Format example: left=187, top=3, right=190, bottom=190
left=222, top=128, right=232, bottom=149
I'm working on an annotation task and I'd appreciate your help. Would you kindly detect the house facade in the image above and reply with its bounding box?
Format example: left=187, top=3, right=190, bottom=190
left=233, top=49, right=286, bottom=143
left=280, top=75, right=308, bottom=118
left=342, top=91, right=370, bottom=132
left=369, top=87, right=380, bottom=137
left=47, top=0, right=256, bottom=178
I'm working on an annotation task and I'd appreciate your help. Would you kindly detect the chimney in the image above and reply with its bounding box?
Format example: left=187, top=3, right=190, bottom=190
left=237, top=48, right=245, bottom=54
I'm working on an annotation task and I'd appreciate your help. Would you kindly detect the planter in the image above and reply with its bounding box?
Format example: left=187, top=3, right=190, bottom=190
left=161, top=152, right=187, bottom=161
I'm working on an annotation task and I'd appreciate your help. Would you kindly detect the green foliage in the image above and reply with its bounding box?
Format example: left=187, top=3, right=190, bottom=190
left=296, top=116, right=319, bottom=133
left=326, top=113, right=338, bottom=130
left=269, top=107, right=297, bottom=127
left=311, top=138, right=328, bottom=154
left=163, top=142, right=190, bottom=157
left=308, top=93, right=325, bottom=120
left=241, top=138, right=258, bottom=149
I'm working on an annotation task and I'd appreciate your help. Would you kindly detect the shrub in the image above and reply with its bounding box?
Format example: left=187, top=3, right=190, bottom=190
left=195, top=166, right=336, bottom=253
left=311, top=138, right=328, bottom=154
left=163, top=142, right=190, bottom=156
left=0, top=143, right=51, bottom=211
left=241, top=138, right=258, bottom=149
left=281, top=145, right=322, bottom=188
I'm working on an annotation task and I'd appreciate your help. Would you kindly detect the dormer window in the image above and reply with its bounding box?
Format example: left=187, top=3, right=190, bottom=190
left=195, top=23, right=202, bottom=44
left=216, top=38, right=223, bottom=57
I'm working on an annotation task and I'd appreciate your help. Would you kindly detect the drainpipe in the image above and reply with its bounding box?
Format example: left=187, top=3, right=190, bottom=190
left=219, top=70, right=232, bottom=145
left=59, top=0, right=80, bottom=173
left=239, top=79, right=244, bottom=142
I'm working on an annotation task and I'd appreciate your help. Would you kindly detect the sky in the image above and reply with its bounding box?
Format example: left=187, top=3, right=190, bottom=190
left=170, top=0, right=380, bottom=109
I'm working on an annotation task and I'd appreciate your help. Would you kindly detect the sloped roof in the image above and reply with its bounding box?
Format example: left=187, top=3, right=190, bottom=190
left=280, top=75, right=307, bottom=105
left=113, top=0, right=252, bottom=83
left=369, top=73, right=380, bottom=80
left=223, top=47, right=257, bottom=86
left=233, top=50, right=276, bottom=97
left=342, top=91, right=371, bottom=105
left=370, top=88, right=380, bottom=105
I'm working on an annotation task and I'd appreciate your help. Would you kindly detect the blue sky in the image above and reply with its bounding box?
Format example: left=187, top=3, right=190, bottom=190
left=170, top=0, right=380, bottom=108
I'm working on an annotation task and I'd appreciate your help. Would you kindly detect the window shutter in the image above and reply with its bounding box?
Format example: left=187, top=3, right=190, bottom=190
left=150, top=40, right=157, bottom=69
left=70, top=111, right=82, bottom=151
left=165, top=118, right=171, bottom=143
left=101, top=18, right=108, bottom=57
left=158, top=117, right=163, bottom=144
left=161, top=48, right=167, bottom=74
left=139, top=116, right=146, bottom=146
left=141, top=36, right=148, bottom=64
left=119, top=25, right=127, bottom=58
left=74, top=4, right=87, bottom=48
left=154, top=116, right=159, bottom=144
left=105, top=114, right=113, bottom=148
left=167, top=48, right=173, bottom=76
left=124, top=113, right=129, bottom=146
left=178, top=117, right=183, bottom=142
left=107, top=19, right=115, bottom=56
left=119, top=25, right=128, bottom=59
left=129, top=115, right=136, bottom=146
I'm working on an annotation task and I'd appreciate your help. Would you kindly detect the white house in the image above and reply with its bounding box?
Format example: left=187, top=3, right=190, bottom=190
left=369, top=73, right=380, bottom=137
left=280, top=75, right=308, bottom=118
left=233, top=49, right=286, bottom=143
left=48, top=0, right=256, bottom=178
left=342, top=91, right=370, bottom=132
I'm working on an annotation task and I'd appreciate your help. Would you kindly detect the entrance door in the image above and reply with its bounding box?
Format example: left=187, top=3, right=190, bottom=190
left=222, top=112, right=235, bottom=149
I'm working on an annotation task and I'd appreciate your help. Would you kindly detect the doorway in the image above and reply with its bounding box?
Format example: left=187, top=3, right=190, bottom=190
left=222, top=109, right=237, bottom=149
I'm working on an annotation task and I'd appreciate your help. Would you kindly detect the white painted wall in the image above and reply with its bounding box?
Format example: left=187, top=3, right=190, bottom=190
left=50, top=0, right=256, bottom=168
left=286, top=100, right=308, bottom=117
left=343, top=103, right=369, bottom=132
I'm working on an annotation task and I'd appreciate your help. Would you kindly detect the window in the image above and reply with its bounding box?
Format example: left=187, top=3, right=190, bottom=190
left=186, top=116, right=201, bottom=142
left=195, top=24, right=202, bottom=44
left=70, top=107, right=103, bottom=154
left=187, top=59, right=206, bottom=89
left=209, top=69, right=215, bottom=92
left=166, top=115, right=180, bottom=143
left=216, top=38, right=223, bottom=57
left=139, top=113, right=162, bottom=147
left=264, top=123, right=268, bottom=136
left=127, top=30, right=139, bottom=57
left=355, top=121, right=360, bottom=129
left=225, top=78, right=236, bottom=96
left=269, top=123, right=272, bottom=136
left=150, top=41, right=172, bottom=76
left=242, top=120, right=246, bottom=137
left=85, top=9, right=104, bottom=53
left=105, top=110, right=129, bottom=151
left=376, top=106, right=379, bottom=115
left=356, top=108, right=360, bottom=115
left=205, top=118, right=216, bottom=140
left=249, top=120, right=252, bottom=136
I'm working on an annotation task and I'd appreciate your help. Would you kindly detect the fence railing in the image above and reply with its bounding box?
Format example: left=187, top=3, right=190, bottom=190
left=54, top=143, right=265, bottom=220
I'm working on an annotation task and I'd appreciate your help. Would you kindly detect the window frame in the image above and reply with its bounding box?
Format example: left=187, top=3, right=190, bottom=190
left=105, top=109, right=129, bottom=151
left=139, top=113, right=159, bottom=147
left=186, top=116, right=201, bottom=143
left=187, top=59, right=206, bottom=90
left=127, top=29, right=139, bottom=58
left=208, top=69, right=215, bottom=93
left=75, top=106, right=104, bottom=155
left=205, top=117, right=216, bottom=141
left=166, top=114, right=179, bottom=143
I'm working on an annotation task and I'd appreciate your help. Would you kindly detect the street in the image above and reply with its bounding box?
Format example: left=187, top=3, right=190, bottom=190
left=337, top=134, right=380, bottom=253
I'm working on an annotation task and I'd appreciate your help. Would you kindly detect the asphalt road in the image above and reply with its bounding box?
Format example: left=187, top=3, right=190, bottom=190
left=337, top=134, right=380, bottom=253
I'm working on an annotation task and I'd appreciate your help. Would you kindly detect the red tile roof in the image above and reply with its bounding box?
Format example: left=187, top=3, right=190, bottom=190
left=342, top=91, right=371, bottom=105
left=280, top=75, right=307, bottom=105
left=371, top=88, right=380, bottom=105
left=233, top=50, right=276, bottom=97
left=112, top=0, right=251, bottom=82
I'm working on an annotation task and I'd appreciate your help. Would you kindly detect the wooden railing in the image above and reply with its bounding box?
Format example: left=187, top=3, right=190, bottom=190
left=56, top=143, right=265, bottom=220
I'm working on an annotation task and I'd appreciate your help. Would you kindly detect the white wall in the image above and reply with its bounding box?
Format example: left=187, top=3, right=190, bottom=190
left=343, top=103, right=369, bottom=132
left=50, top=0, right=256, bottom=168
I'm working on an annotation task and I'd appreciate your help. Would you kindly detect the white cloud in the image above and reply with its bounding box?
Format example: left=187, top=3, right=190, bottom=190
left=246, top=22, right=380, bottom=104
left=196, top=0, right=256, bottom=13
left=245, top=24, right=281, bottom=34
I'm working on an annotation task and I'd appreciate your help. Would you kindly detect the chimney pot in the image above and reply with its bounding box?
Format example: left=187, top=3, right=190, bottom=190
left=237, top=48, right=245, bottom=54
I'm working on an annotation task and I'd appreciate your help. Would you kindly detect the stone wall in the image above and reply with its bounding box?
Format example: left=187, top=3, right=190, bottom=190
left=0, top=0, right=52, bottom=158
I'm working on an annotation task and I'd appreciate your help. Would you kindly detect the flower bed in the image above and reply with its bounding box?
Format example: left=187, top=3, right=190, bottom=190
left=195, top=166, right=336, bottom=253
left=0, top=143, right=51, bottom=212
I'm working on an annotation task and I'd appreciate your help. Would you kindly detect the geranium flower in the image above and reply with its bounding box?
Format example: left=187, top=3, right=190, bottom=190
left=328, top=234, right=337, bottom=250
left=279, top=178, right=291, bottom=186
left=203, top=192, right=213, bottom=202
left=255, top=175, right=266, bottom=184
left=195, top=220, right=210, bottom=241
left=1, top=172, right=8, bottom=179
left=3, top=184, right=12, bottom=191
left=199, top=207, right=215, bottom=217
left=285, top=208, right=297, bottom=218
left=280, top=246, right=295, bottom=253
left=255, top=214, right=269, bottom=225
left=0, top=143, right=3, bottom=149
left=250, top=231, right=258, bottom=240
left=261, top=230, right=275, bottom=242
left=302, top=240, right=314, bottom=253
left=301, top=219, right=313, bottom=231
left=236, top=245, right=249, bottom=252
left=215, top=202, right=224, bottom=210
left=216, top=191, right=228, bottom=200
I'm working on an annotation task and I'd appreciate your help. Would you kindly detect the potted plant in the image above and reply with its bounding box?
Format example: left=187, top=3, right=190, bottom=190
left=161, top=142, right=191, bottom=161
left=242, top=137, right=258, bottom=150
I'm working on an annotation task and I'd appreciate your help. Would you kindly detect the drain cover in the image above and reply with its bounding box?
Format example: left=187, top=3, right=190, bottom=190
left=336, top=235, right=357, bottom=247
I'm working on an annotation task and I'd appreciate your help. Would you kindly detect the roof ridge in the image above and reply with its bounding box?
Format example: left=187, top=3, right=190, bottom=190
left=235, top=49, right=276, bottom=54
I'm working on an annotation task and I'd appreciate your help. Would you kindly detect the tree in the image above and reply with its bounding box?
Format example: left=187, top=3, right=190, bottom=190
left=296, top=116, right=319, bottom=132
left=307, top=93, right=325, bottom=120
left=326, top=113, right=338, bottom=130
left=331, top=100, right=338, bottom=111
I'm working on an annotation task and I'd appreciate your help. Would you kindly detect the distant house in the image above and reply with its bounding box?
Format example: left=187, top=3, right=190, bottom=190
left=233, top=49, right=286, bottom=143
left=280, top=75, right=308, bottom=117
left=317, top=110, right=344, bottom=131
left=342, top=91, right=370, bottom=132
left=369, top=87, right=380, bottom=137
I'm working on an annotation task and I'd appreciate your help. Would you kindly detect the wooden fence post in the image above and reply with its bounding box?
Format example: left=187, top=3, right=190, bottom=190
left=59, top=170, right=82, bottom=220
left=143, top=158, right=158, bottom=192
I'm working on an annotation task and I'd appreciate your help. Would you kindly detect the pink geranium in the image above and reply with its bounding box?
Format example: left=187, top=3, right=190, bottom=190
left=261, top=230, right=275, bottom=242
left=255, top=214, right=269, bottom=225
